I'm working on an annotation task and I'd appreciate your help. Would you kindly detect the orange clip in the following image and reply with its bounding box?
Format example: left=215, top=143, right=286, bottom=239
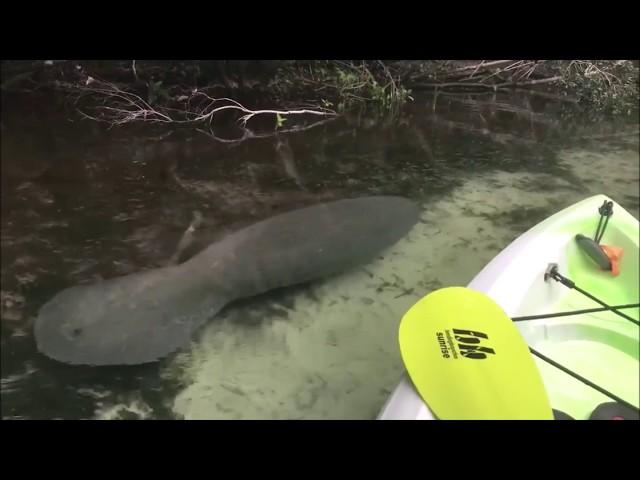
left=600, top=245, right=623, bottom=276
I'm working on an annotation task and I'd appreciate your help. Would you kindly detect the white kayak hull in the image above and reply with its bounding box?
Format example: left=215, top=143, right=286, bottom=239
left=377, top=194, right=639, bottom=420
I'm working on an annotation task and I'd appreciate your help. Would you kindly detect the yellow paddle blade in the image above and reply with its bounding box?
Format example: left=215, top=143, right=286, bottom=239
left=399, top=287, right=553, bottom=420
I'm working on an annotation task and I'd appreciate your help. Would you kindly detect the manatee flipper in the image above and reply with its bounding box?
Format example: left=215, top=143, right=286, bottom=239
left=34, top=196, right=420, bottom=366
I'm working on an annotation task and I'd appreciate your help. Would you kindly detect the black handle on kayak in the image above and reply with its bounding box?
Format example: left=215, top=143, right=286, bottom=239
left=575, top=234, right=612, bottom=271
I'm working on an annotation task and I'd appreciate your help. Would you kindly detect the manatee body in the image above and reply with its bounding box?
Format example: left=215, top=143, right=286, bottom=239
left=34, top=196, right=420, bottom=366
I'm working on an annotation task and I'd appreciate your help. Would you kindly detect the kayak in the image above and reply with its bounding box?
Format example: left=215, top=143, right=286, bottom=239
left=378, top=194, right=639, bottom=420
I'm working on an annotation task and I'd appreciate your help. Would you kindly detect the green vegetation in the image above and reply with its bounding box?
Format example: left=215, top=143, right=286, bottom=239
left=557, top=60, right=639, bottom=115
left=271, top=61, right=412, bottom=113
left=1, top=60, right=637, bottom=132
left=399, top=60, right=638, bottom=116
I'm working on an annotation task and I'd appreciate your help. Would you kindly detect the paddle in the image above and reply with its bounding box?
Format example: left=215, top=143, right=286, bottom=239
left=398, top=286, right=554, bottom=420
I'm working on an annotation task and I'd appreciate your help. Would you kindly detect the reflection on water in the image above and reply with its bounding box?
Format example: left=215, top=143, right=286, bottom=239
left=1, top=91, right=638, bottom=419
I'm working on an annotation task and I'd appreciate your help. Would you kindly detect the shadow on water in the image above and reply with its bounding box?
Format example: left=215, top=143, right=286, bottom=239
left=1, top=89, right=638, bottom=419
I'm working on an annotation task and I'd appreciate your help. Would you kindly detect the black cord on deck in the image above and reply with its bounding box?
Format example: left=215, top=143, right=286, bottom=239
left=513, top=303, right=640, bottom=322
left=530, top=348, right=640, bottom=414
left=546, top=266, right=639, bottom=326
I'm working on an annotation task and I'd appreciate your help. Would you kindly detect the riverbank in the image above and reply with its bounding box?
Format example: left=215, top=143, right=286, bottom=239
left=3, top=60, right=637, bottom=120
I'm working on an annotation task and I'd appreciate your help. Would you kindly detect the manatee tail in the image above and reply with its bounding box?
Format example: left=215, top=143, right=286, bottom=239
left=34, top=265, right=230, bottom=366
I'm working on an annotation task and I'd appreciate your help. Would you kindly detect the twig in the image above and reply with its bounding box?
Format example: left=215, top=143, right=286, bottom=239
left=452, top=60, right=516, bottom=72
left=511, top=76, right=562, bottom=86
left=503, top=60, right=527, bottom=72
left=409, top=82, right=508, bottom=91
left=467, top=60, right=486, bottom=79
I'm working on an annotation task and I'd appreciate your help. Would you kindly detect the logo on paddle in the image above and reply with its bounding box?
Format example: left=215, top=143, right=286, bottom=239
left=436, top=329, right=495, bottom=360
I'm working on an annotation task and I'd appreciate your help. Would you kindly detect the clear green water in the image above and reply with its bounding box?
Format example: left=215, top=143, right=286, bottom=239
left=2, top=90, right=638, bottom=419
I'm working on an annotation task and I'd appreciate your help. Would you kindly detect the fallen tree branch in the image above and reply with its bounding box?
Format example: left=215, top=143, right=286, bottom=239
left=61, top=77, right=337, bottom=137
left=512, top=75, right=563, bottom=86
left=408, top=75, right=563, bottom=92
left=452, top=60, right=516, bottom=72
left=440, top=61, right=522, bottom=82
left=408, top=82, right=509, bottom=91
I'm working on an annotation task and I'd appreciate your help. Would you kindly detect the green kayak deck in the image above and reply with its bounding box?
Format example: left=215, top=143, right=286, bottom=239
left=507, top=195, right=639, bottom=419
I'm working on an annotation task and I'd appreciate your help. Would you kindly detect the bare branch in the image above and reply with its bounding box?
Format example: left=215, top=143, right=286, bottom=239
left=409, top=75, right=563, bottom=92
left=452, top=60, right=516, bottom=72
left=59, top=75, right=338, bottom=137
left=194, top=115, right=335, bottom=145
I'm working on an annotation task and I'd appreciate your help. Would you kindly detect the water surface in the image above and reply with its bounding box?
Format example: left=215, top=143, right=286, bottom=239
left=1, top=91, right=638, bottom=419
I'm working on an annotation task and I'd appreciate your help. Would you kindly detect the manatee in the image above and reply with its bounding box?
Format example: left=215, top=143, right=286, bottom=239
left=34, top=196, right=420, bottom=366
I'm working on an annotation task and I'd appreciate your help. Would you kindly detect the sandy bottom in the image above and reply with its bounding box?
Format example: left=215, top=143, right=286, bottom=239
left=94, top=395, right=154, bottom=420
left=151, top=146, right=639, bottom=420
